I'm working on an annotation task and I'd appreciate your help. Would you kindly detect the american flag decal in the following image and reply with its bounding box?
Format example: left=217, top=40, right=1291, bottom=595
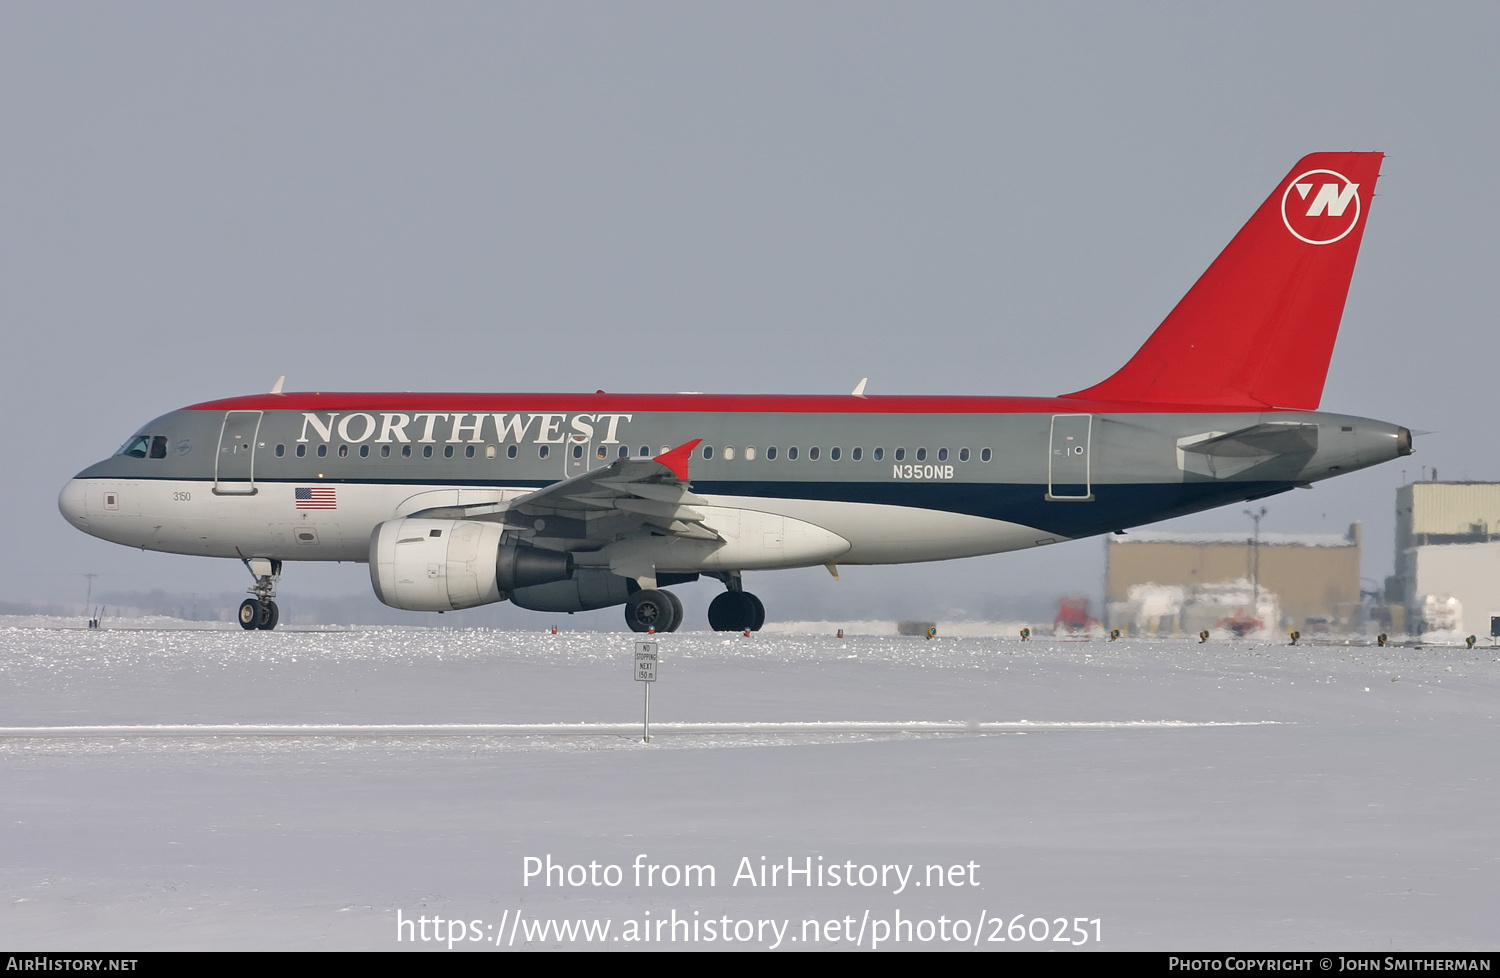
left=295, top=487, right=337, bottom=510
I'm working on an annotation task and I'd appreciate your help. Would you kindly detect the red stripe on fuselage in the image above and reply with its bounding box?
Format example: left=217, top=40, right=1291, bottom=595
left=186, top=392, right=1290, bottom=415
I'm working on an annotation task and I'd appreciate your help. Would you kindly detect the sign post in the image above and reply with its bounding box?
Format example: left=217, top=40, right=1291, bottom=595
left=634, top=640, right=658, bottom=743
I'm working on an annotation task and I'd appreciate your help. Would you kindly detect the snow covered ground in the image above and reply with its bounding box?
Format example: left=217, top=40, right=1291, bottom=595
left=1, top=619, right=1496, bottom=951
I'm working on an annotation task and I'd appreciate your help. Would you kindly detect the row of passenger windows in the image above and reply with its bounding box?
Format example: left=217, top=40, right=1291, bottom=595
left=277, top=442, right=546, bottom=460
left=277, top=442, right=503, bottom=460
left=697, top=445, right=993, bottom=463
left=271, top=443, right=996, bottom=463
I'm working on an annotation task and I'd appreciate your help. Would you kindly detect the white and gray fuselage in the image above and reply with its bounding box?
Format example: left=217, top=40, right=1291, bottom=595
left=60, top=393, right=1411, bottom=579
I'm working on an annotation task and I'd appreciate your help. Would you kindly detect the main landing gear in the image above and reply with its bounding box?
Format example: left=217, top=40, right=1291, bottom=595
left=620, top=574, right=766, bottom=633
left=238, top=557, right=282, bottom=631
left=707, top=574, right=764, bottom=632
left=624, top=588, right=684, bottom=633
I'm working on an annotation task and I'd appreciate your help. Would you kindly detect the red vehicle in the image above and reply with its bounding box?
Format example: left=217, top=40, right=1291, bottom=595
left=1055, top=597, right=1100, bottom=635
left=1216, top=610, right=1265, bottom=638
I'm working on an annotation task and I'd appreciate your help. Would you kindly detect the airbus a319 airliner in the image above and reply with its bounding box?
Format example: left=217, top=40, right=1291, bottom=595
left=59, top=153, right=1411, bottom=632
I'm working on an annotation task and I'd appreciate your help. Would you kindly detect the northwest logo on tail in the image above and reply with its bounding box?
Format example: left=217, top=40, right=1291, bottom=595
left=1281, top=168, right=1361, bottom=245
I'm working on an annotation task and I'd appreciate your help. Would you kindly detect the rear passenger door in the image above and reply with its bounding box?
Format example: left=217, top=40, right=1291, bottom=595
left=1046, top=414, right=1093, bottom=501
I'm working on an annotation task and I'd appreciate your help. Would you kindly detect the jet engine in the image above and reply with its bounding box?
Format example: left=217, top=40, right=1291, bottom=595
left=369, top=518, right=573, bottom=612
left=508, top=568, right=637, bottom=613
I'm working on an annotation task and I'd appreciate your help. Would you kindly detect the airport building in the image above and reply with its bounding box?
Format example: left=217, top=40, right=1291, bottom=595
left=1391, top=481, right=1500, bottom=635
left=1105, top=525, right=1362, bottom=636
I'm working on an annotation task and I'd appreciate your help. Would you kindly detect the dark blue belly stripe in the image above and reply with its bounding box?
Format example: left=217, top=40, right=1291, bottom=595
left=690, top=480, right=1298, bottom=539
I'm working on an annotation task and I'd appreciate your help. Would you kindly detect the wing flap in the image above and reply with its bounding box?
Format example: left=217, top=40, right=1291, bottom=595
left=613, top=497, right=708, bottom=523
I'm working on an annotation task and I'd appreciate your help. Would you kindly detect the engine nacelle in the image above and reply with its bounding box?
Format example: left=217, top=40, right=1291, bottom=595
left=509, top=568, right=636, bottom=613
left=369, top=518, right=573, bottom=612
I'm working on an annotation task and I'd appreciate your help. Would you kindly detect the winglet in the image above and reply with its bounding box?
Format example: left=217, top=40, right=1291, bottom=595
left=269, top=375, right=285, bottom=395
left=851, top=378, right=868, bottom=397
left=652, top=439, right=703, bottom=481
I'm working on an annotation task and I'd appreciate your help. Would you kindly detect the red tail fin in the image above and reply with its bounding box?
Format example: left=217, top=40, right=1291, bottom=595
left=1063, top=152, right=1383, bottom=409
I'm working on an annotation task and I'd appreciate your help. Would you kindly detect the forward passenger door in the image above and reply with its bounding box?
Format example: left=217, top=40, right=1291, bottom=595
left=214, top=411, right=262, bottom=495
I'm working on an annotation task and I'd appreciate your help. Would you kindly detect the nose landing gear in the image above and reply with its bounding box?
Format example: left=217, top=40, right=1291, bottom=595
left=237, top=556, right=282, bottom=631
left=238, top=597, right=280, bottom=630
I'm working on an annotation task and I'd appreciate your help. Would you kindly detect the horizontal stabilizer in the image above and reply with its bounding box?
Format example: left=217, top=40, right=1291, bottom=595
left=1178, top=422, right=1319, bottom=458
left=1176, top=422, right=1321, bottom=480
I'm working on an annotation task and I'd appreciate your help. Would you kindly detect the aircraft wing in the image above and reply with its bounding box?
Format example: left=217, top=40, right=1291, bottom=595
left=410, top=439, right=720, bottom=547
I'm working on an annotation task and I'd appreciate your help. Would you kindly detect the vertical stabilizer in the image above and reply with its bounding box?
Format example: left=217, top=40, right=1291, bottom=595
left=1063, top=152, right=1383, bottom=409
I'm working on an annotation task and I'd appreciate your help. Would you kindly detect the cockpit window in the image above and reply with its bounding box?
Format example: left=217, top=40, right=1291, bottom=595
left=115, top=434, right=170, bottom=459
left=115, top=435, right=151, bottom=459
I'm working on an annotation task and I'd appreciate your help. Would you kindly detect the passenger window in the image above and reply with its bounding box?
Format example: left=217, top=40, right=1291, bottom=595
left=809, top=447, right=819, bottom=460
left=767, top=447, right=778, bottom=460
left=618, top=446, right=629, bottom=459
left=359, top=445, right=370, bottom=458
left=852, top=447, right=863, bottom=461
left=572, top=444, right=583, bottom=459
left=296, top=444, right=307, bottom=458
left=745, top=447, right=757, bottom=460
left=444, top=445, right=455, bottom=458
left=830, top=447, right=841, bottom=460
left=703, top=446, right=714, bottom=459
left=895, top=447, right=905, bottom=461
left=723, top=447, right=736, bottom=460
left=639, top=446, right=650, bottom=457
left=982, top=448, right=992, bottom=462
left=402, top=445, right=412, bottom=458
left=466, top=445, right=476, bottom=459
left=539, top=446, right=550, bottom=459
left=382, top=445, right=391, bottom=458
left=507, top=445, right=518, bottom=459
left=937, top=448, right=948, bottom=462
left=874, top=447, right=884, bottom=461
left=596, top=445, right=607, bottom=459
left=423, top=446, right=433, bottom=458
left=338, top=445, right=349, bottom=458
left=916, top=448, right=927, bottom=462
left=959, top=447, right=970, bottom=462
left=788, top=447, right=799, bottom=460
left=275, top=444, right=285, bottom=458
left=317, top=445, right=328, bottom=458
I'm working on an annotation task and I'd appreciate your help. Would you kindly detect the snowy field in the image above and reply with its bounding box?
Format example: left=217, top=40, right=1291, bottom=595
left=1, top=620, right=1496, bottom=951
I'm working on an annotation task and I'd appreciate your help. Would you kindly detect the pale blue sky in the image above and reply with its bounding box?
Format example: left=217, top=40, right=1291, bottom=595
left=5, top=3, right=1494, bottom=620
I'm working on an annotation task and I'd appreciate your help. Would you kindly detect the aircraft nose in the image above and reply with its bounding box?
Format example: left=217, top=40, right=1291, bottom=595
left=58, top=479, right=89, bottom=527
